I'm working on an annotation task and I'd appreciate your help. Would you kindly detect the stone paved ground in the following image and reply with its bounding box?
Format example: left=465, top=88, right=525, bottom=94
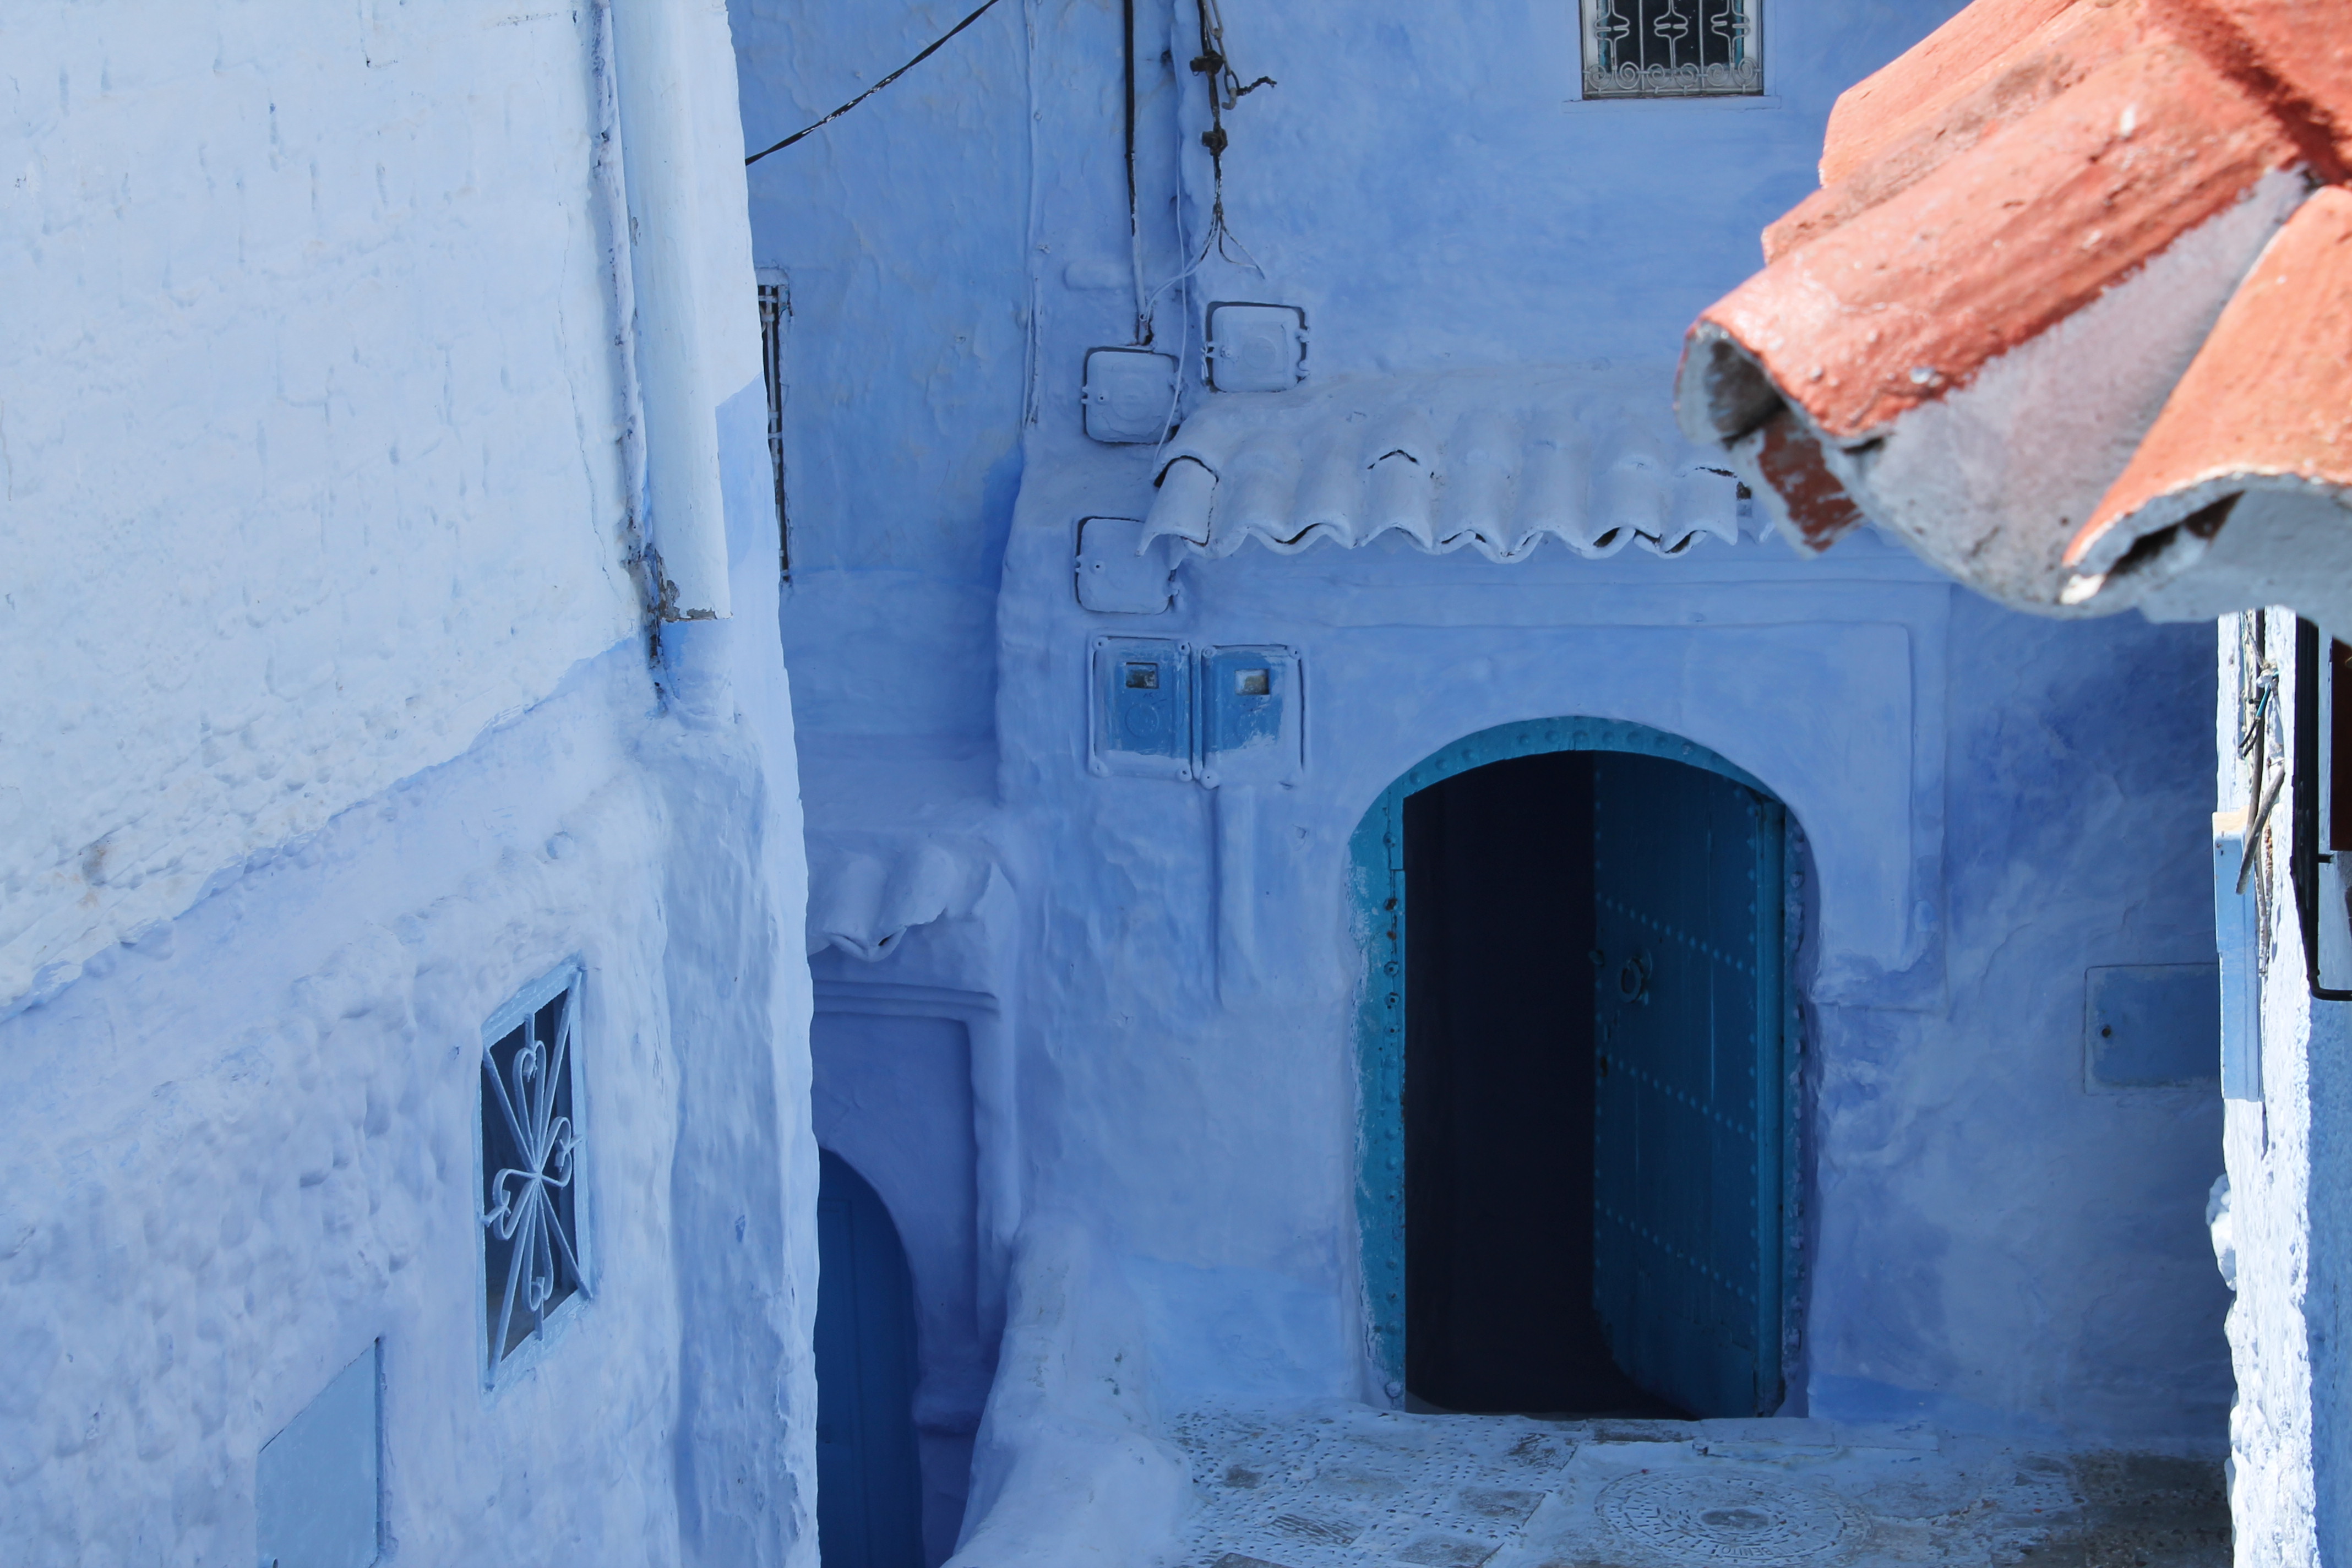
left=1170, top=1404, right=2228, bottom=1568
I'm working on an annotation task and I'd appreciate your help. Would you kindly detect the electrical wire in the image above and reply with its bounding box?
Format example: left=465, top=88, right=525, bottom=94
left=745, top=0, right=1012, bottom=166
left=1124, top=0, right=1161, bottom=345
left=1187, top=0, right=1275, bottom=267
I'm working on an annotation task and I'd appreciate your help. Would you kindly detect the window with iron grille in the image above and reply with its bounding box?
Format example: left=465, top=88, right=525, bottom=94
left=478, top=966, right=589, bottom=1386
left=1580, top=0, right=1762, bottom=99
left=758, top=271, right=791, bottom=580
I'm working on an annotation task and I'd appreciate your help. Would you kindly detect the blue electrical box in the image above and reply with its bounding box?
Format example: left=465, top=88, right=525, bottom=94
left=2086, top=963, right=2221, bottom=1090
left=1199, top=644, right=1302, bottom=788
left=1091, top=636, right=1193, bottom=780
left=1075, top=516, right=1177, bottom=614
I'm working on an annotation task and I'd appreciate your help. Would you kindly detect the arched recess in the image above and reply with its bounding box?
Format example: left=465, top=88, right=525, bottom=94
left=815, top=1150, right=926, bottom=1568
left=1348, top=716, right=1805, bottom=1416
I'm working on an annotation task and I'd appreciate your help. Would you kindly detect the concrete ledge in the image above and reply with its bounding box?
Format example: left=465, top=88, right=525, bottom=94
left=948, top=1220, right=1189, bottom=1567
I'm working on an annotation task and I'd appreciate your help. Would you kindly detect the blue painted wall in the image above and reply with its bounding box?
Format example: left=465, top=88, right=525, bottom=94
left=729, top=0, right=2230, bottom=1451
left=731, top=0, right=1032, bottom=756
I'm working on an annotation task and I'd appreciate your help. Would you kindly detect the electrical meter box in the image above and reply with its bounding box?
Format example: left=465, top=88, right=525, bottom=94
left=1082, top=347, right=1179, bottom=443
left=1198, top=644, right=1302, bottom=788
left=1205, top=303, right=1307, bottom=393
left=1090, top=636, right=1193, bottom=780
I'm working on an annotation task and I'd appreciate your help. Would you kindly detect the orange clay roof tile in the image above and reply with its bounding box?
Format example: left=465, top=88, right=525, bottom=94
left=2150, top=0, right=2352, bottom=174
left=1818, top=0, right=2086, bottom=188
left=1766, top=0, right=2153, bottom=263
left=1698, top=36, right=2304, bottom=443
left=2070, top=184, right=2352, bottom=567
left=1677, top=0, right=2352, bottom=619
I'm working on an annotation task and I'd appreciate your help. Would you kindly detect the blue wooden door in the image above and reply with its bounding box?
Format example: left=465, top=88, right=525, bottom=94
left=815, top=1151, right=925, bottom=1568
left=1591, top=754, right=1786, bottom=1417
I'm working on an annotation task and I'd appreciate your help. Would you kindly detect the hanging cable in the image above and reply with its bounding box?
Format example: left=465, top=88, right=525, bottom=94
left=745, top=0, right=1012, bottom=166
left=1125, top=0, right=1151, bottom=342
left=1186, top=0, right=1275, bottom=266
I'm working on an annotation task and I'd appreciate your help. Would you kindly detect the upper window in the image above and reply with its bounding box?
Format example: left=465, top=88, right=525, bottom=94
left=1580, top=0, right=1762, bottom=99
left=478, top=966, right=589, bottom=1386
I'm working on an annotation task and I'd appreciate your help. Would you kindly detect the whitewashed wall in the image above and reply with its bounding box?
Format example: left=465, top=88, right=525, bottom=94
left=2, top=2, right=814, bottom=1562
left=2213, top=609, right=2352, bottom=1568
left=1, top=4, right=642, bottom=1012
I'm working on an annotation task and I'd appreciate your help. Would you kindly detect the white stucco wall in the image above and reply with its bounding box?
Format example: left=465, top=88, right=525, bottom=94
left=0, top=653, right=677, bottom=1561
left=4, top=2, right=816, bottom=1561
left=1, top=4, right=645, bottom=1010
left=0, top=617, right=819, bottom=1565
left=2213, top=608, right=2352, bottom=1568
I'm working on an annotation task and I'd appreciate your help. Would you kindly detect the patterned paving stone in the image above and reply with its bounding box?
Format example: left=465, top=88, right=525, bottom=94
left=1170, top=1403, right=2227, bottom=1568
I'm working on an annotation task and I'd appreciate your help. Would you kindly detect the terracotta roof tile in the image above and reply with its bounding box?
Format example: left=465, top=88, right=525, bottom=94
left=1675, top=0, right=2350, bottom=617
left=1817, top=0, right=2085, bottom=189
left=2152, top=0, right=2352, bottom=174
left=1695, top=39, right=2302, bottom=444
left=1766, top=0, right=2151, bottom=262
left=2067, top=184, right=2352, bottom=581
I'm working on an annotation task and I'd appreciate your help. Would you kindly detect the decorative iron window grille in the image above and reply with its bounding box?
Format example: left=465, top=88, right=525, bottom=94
left=1580, top=0, right=1762, bottom=99
left=758, top=271, right=791, bottom=580
left=478, top=967, right=589, bottom=1386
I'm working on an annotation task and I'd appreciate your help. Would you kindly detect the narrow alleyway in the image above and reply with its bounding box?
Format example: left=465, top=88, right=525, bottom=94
left=1172, top=1403, right=2226, bottom=1568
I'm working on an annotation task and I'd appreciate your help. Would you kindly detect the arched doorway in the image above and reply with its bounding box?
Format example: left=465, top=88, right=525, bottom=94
left=815, top=1150, right=925, bottom=1568
left=1351, top=718, right=1798, bottom=1418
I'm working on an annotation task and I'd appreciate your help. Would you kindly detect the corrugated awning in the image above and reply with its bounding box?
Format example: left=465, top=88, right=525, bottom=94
left=1142, top=368, right=1752, bottom=562
left=1673, top=0, right=2352, bottom=625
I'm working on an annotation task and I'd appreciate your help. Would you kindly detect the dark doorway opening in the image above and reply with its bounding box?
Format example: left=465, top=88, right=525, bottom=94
left=815, top=1150, right=925, bottom=1568
left=1403, top=751, right=1657, bottom=1415
left=1401, top=747, right=1788, bottom=1418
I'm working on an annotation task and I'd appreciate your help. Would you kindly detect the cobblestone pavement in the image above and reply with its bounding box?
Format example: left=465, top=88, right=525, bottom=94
left=1170, top=1403, right=2228, bottom=1568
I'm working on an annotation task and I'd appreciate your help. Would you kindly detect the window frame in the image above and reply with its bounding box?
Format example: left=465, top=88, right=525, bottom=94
left=1577, top=0, right=1765, bottom=101
left=2292, top=620, right=2352, bottom=999
left=473, top=962, right=594, bottom=1392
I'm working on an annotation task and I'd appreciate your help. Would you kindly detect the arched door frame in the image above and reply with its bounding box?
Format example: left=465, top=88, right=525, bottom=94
left=815, top=1148, right=926, bottom=1568
left=1348, top=714, right=1804, bottom=1404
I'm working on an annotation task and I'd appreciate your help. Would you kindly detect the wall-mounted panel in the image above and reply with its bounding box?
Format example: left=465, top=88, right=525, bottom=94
left=2085, top=963, right=2220, bottom=1091
left=257, top=1344, right=380, bottom=1568
left=1199, top=645, right=1303, bottom=788
left=1091, top=636, right=1194, bottom=780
